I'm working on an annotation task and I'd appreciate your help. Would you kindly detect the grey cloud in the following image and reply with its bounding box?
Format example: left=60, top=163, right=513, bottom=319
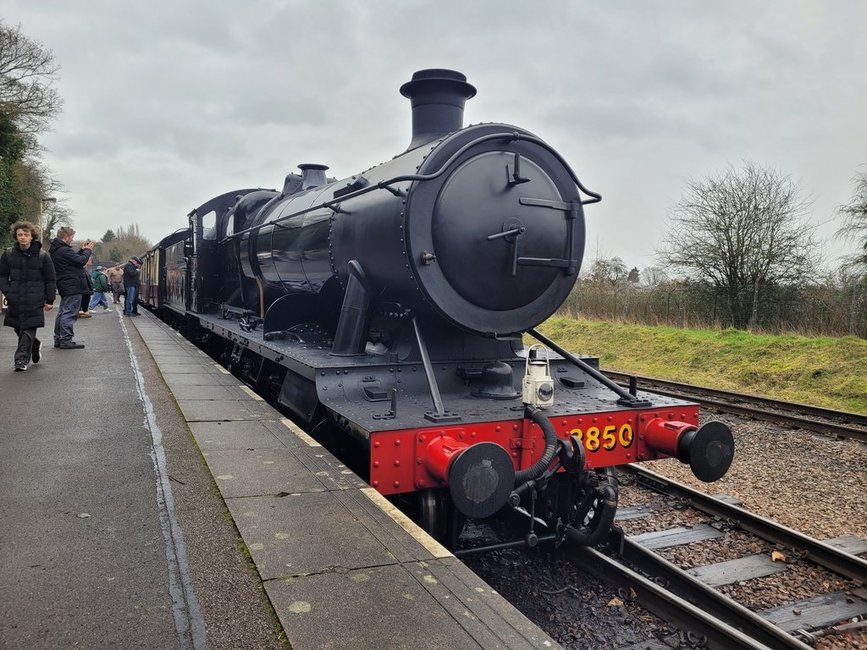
left=6, top=0, right=867, bottom=267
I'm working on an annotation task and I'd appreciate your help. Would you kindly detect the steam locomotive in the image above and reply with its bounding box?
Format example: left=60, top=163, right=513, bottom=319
left=140, top=69, right=734, bottom=547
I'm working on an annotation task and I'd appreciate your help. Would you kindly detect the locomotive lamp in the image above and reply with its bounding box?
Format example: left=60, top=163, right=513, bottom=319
left=522, top=345, right=554, bottom=407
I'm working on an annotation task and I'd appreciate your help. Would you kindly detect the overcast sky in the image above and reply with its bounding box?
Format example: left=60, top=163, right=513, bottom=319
left=6, top=0, right=866, bottom=270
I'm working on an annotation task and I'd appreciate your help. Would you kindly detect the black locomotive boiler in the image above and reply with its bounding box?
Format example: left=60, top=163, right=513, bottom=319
left=140, top=69, right=734, bottom=546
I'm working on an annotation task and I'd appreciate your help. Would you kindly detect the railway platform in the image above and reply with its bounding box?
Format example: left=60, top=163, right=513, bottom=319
left=0, top=306, right=558, bottom=649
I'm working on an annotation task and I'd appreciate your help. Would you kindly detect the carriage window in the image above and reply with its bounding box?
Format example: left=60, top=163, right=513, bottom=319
left=225, top=217, right=234, bottom=237
left=201, top=211, right=217, bottom=240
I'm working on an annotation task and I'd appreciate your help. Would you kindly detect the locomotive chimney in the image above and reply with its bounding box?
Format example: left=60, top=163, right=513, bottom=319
left=400, top=69, right=476, bottom=150
left=299, top=163, right=329, bottom=190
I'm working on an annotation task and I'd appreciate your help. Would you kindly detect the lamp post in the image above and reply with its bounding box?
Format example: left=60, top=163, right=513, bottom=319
left=39, top=197, right=56, bottom=241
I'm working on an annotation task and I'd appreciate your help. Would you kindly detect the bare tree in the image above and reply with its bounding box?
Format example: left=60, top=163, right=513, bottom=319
left=641, top=266, right=669, bottom=288
left=0, top=20, right=62, bottom=136
left=97, top=223, right=152, bottom=263
left=587, top=256, right=628, bottom=286
left=835, top=172, right=867, bottom=335
left=836, top=172, right=867, bottom=271
left=41, top=199, right=73, bottom=242
left=659, top=162, right=818, bottom=329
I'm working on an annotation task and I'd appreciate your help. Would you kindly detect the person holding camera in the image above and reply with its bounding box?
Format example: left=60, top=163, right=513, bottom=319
left=48, top=227, right=95, bottom=349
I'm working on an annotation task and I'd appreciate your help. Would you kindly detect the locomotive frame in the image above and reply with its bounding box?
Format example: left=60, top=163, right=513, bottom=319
left=139, top=69, right=734, bottom=548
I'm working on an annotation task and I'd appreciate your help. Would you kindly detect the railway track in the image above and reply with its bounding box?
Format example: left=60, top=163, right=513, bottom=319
left=567, top=465, right=867, bottom=648
left=603, top=370, right=867, bottom=443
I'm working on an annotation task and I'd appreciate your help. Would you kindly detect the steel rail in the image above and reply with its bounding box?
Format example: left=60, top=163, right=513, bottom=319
left=603, top=370, right=867, bottom=443
left=608, top=536, right=813, bottom=649
left=621, top=465, right=867, bottom=583
left=690, top=397, right=867, bottom=443
left=603, top=370, right=867, bottom=426
left=566, top=544, right=777, bottom=650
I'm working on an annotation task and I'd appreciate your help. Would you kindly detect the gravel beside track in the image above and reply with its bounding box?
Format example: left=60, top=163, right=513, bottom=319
left=644, top=416, right=867, bottom=541
left=465, top=548, right=671, bottom=648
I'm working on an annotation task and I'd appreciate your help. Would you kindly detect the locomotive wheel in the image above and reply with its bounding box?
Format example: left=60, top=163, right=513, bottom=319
left=418, top=488, right=465, bottom=547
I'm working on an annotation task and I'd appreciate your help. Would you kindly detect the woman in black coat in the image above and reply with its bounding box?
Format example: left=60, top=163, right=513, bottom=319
left=0, top=221, right=57, bottom=370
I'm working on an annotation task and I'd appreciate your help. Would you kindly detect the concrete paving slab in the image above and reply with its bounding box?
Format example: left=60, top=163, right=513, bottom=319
left=146, top=343, right=200, bottom=352
left=150, top=359, right=211, bottom=371
left=204, top=448, right=327, bottom=497
left=163, top=371, right=242, bottom=388
left=145, top=342, right=202, bottom=351
left=168, top=384, right=254, bottom=401
left=227, top=491, right=422, bottom=579
left=264, top=555, right=554, bottom=650
left=285, top=444, right=368, bottom=491
left=148, top=344, right=211, bottom=354
left=148, top=351, right=214, bottom=364
left=189, top=420, right=289, bottom=451
left=176, top=398, right=276, bottom=421
left=347, top=488, right=454, bottom=560
left=154, top=361, right=226, bottom=374
left=265, top=563, right=482, bottom=650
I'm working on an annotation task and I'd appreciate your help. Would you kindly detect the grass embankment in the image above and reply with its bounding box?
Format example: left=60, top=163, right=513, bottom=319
left=538, top=317, right=867, bottom=415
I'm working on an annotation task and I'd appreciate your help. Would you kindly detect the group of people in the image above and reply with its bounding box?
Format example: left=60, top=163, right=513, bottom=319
left=0, top=220, right=143, bottom=371
left=82, top=261, right=141, bottom=316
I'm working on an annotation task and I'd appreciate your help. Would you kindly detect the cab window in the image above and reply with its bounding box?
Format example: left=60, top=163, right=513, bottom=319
left=201, top=211, right=217, bottom=241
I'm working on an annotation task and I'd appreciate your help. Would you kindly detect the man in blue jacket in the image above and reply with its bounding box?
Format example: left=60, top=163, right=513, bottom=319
left=48, top=226, right=95, bottom=349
